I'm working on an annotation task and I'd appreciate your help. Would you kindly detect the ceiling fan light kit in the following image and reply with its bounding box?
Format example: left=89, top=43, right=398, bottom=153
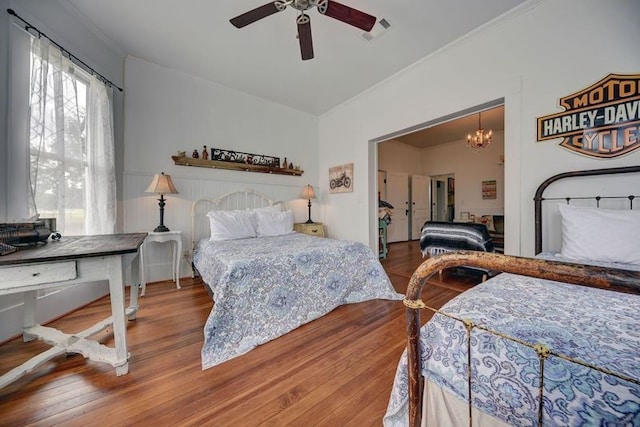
left=230, top=0, right=377, bottom=60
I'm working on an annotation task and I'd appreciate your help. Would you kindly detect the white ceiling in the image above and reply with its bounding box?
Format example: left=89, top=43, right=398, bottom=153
left=65, top=0, right=527, bottom=116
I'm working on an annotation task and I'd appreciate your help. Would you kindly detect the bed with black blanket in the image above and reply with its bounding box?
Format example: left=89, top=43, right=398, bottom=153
left=419, top=221, right=494, bottom=257
left=384, top=165, right=640, bottom=427
left=419, top=221, right=495, bottom=279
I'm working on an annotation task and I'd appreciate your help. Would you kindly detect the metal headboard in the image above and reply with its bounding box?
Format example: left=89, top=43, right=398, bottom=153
left=534, top=165, right=640, bottom=254
left=189, top=187, right=285, bottom=276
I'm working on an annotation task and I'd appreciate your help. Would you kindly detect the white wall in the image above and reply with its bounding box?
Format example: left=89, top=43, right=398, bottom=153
left=0, top=0, right=126, bottom=342
left=378, top=140, right=424, bottom=176
left=421, top=132, right=505, bottom=218
left=319, top=0, right=640, bottom=257
left=123, top=57, right=319, bottom=281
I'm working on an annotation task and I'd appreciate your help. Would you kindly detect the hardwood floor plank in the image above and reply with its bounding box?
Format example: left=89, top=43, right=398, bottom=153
left=216, top=307, right=405, bottom=426
left=0, top=241, right=476, bottom=426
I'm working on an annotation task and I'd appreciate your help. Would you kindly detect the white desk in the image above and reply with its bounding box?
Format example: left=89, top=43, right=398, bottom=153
left=0, top=233, right=146, bottom=389
left=140, top=230, right=182, bottom=295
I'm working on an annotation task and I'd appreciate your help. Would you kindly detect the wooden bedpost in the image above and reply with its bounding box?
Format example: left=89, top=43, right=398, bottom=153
left=404, top=294, right=424, bottom=427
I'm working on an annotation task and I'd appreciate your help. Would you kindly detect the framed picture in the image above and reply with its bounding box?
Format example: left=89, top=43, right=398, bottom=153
left=460, top=212, right=470, bottom=220
left=482, top=180, right=497, bottom=199
left=329, top=163, right=353, bottom=194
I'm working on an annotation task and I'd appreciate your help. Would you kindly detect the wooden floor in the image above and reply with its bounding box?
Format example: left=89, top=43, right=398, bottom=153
left=0, top=241, right=483, bottom=426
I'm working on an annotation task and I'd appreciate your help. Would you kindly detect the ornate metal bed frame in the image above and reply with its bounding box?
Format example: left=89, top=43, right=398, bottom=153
left=188, top=187, right=285, bottom=276
left=402, top=165, right=640, bottom=426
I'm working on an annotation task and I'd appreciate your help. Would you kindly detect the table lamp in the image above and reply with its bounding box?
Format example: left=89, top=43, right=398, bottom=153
left=145, top=172, right=178, bottom=232
left=301, top=184, right=316, bottom=224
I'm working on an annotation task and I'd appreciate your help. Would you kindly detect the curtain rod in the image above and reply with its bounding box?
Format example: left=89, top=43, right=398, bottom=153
left=7, top=8, right=123, bottom=92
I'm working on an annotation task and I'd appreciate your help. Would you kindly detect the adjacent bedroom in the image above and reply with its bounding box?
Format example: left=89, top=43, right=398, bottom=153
left=1, top=0, right=639, bottom=425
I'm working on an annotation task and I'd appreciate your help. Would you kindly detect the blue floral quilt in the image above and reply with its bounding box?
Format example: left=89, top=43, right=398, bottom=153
left=194, top=232, right=403, bottom=369
left=384, top=268, right=640, bottom=426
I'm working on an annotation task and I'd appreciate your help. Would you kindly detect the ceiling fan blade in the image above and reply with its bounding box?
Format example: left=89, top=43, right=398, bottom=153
left=230, top=2, right=284, bottom=28
left=318, top=0, right=376, bottom=32
left=297, top=14, right=314, bottom=60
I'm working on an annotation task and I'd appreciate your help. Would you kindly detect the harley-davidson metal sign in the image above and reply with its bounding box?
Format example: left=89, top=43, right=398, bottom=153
left=536, top=73, right=640, bottom=158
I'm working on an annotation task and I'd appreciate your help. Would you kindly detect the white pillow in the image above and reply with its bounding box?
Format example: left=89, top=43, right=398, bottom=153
left=207, top=210, right=256, bottom=241
left=255, top=210, right=294, bottom=237
left=558, top=204, right=640, bottom=265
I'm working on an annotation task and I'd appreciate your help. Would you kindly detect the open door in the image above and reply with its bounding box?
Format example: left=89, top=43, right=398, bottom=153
left=385, top=172, right=409, bottom=242
left=410, top=174, right=430, bottom=239
left=430, top=174, right=454, bottom=221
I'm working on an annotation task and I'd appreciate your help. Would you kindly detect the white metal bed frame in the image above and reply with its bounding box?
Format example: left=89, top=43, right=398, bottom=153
left=189, top=187, right=285, bottom=276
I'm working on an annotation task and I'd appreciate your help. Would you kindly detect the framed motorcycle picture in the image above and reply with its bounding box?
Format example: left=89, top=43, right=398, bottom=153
left=329, top=163, right=353, bottom=194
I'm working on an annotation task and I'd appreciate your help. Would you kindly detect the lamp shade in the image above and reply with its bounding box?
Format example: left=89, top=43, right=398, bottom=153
left=146, top=172, right=178, bottom=195
left=301, top=184, right=316, bottom=200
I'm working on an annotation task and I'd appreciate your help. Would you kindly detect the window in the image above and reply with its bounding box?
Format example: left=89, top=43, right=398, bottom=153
left=27, top=37, right=115, bottom=235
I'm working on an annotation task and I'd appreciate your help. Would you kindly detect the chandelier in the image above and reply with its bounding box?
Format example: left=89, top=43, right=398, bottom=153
left=467, top=112, right=492, bottom=150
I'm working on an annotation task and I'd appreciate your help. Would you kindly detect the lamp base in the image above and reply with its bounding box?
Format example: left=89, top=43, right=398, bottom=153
left=153, top=225, right=170, bottom=232
left=306, top=198, right=314, bottom=224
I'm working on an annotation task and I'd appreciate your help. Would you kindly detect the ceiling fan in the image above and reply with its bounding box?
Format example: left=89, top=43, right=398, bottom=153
left=230, top=0, right=377, bottom=60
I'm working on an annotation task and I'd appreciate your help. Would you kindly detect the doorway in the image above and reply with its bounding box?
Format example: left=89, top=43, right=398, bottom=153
left=373, top=99, right=505, bottom=250
left=410, top=174, right=430, bottom=239
left=383, top=171, right=410, bottom=243
left=430, top=174, right=454, bottom=221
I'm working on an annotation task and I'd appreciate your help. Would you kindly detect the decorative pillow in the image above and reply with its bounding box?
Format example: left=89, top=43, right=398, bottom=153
left=558, top=204, right=640, bottom=265
left=207, top=210, right=256, bottom=241
left=255, top=210, right=294, bottom=237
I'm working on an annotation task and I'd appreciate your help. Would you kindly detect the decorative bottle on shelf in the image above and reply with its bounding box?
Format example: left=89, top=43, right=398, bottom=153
left=282, top=157, right=288, bottom=169
left=202, top=145, right=209, bottom=160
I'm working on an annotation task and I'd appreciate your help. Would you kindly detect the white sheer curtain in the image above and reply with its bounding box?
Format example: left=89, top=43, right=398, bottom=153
left=85, top=75, right=116, bottom=234
left=27, top=37, right=115, bottom=235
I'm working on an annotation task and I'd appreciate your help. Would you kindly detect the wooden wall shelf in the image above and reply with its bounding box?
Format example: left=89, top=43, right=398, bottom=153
left=171, top=156, right=303, bottom=176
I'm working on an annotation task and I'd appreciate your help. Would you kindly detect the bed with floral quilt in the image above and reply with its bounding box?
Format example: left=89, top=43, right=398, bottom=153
left=383, top=165, right=640, bottom=427
left=190, top=189, right=402, bottom=369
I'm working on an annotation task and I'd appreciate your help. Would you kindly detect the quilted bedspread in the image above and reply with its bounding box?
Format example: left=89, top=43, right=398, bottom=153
left=384, top=267, right=640, bottom=426
left=194, top=232, right=402, bottom=369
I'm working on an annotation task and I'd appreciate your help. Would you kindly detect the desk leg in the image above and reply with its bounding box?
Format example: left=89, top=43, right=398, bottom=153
left=127, top=252, right=140, bottom=321
left=22, top=291, right=37, bottom=342
left=108, top=255, right=129, bottom=376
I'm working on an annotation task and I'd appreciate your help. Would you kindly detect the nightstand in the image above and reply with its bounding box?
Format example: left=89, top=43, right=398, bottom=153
left=140, top=230, right=182, bottom=295
left=294, top=222, right=325, bottom=238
